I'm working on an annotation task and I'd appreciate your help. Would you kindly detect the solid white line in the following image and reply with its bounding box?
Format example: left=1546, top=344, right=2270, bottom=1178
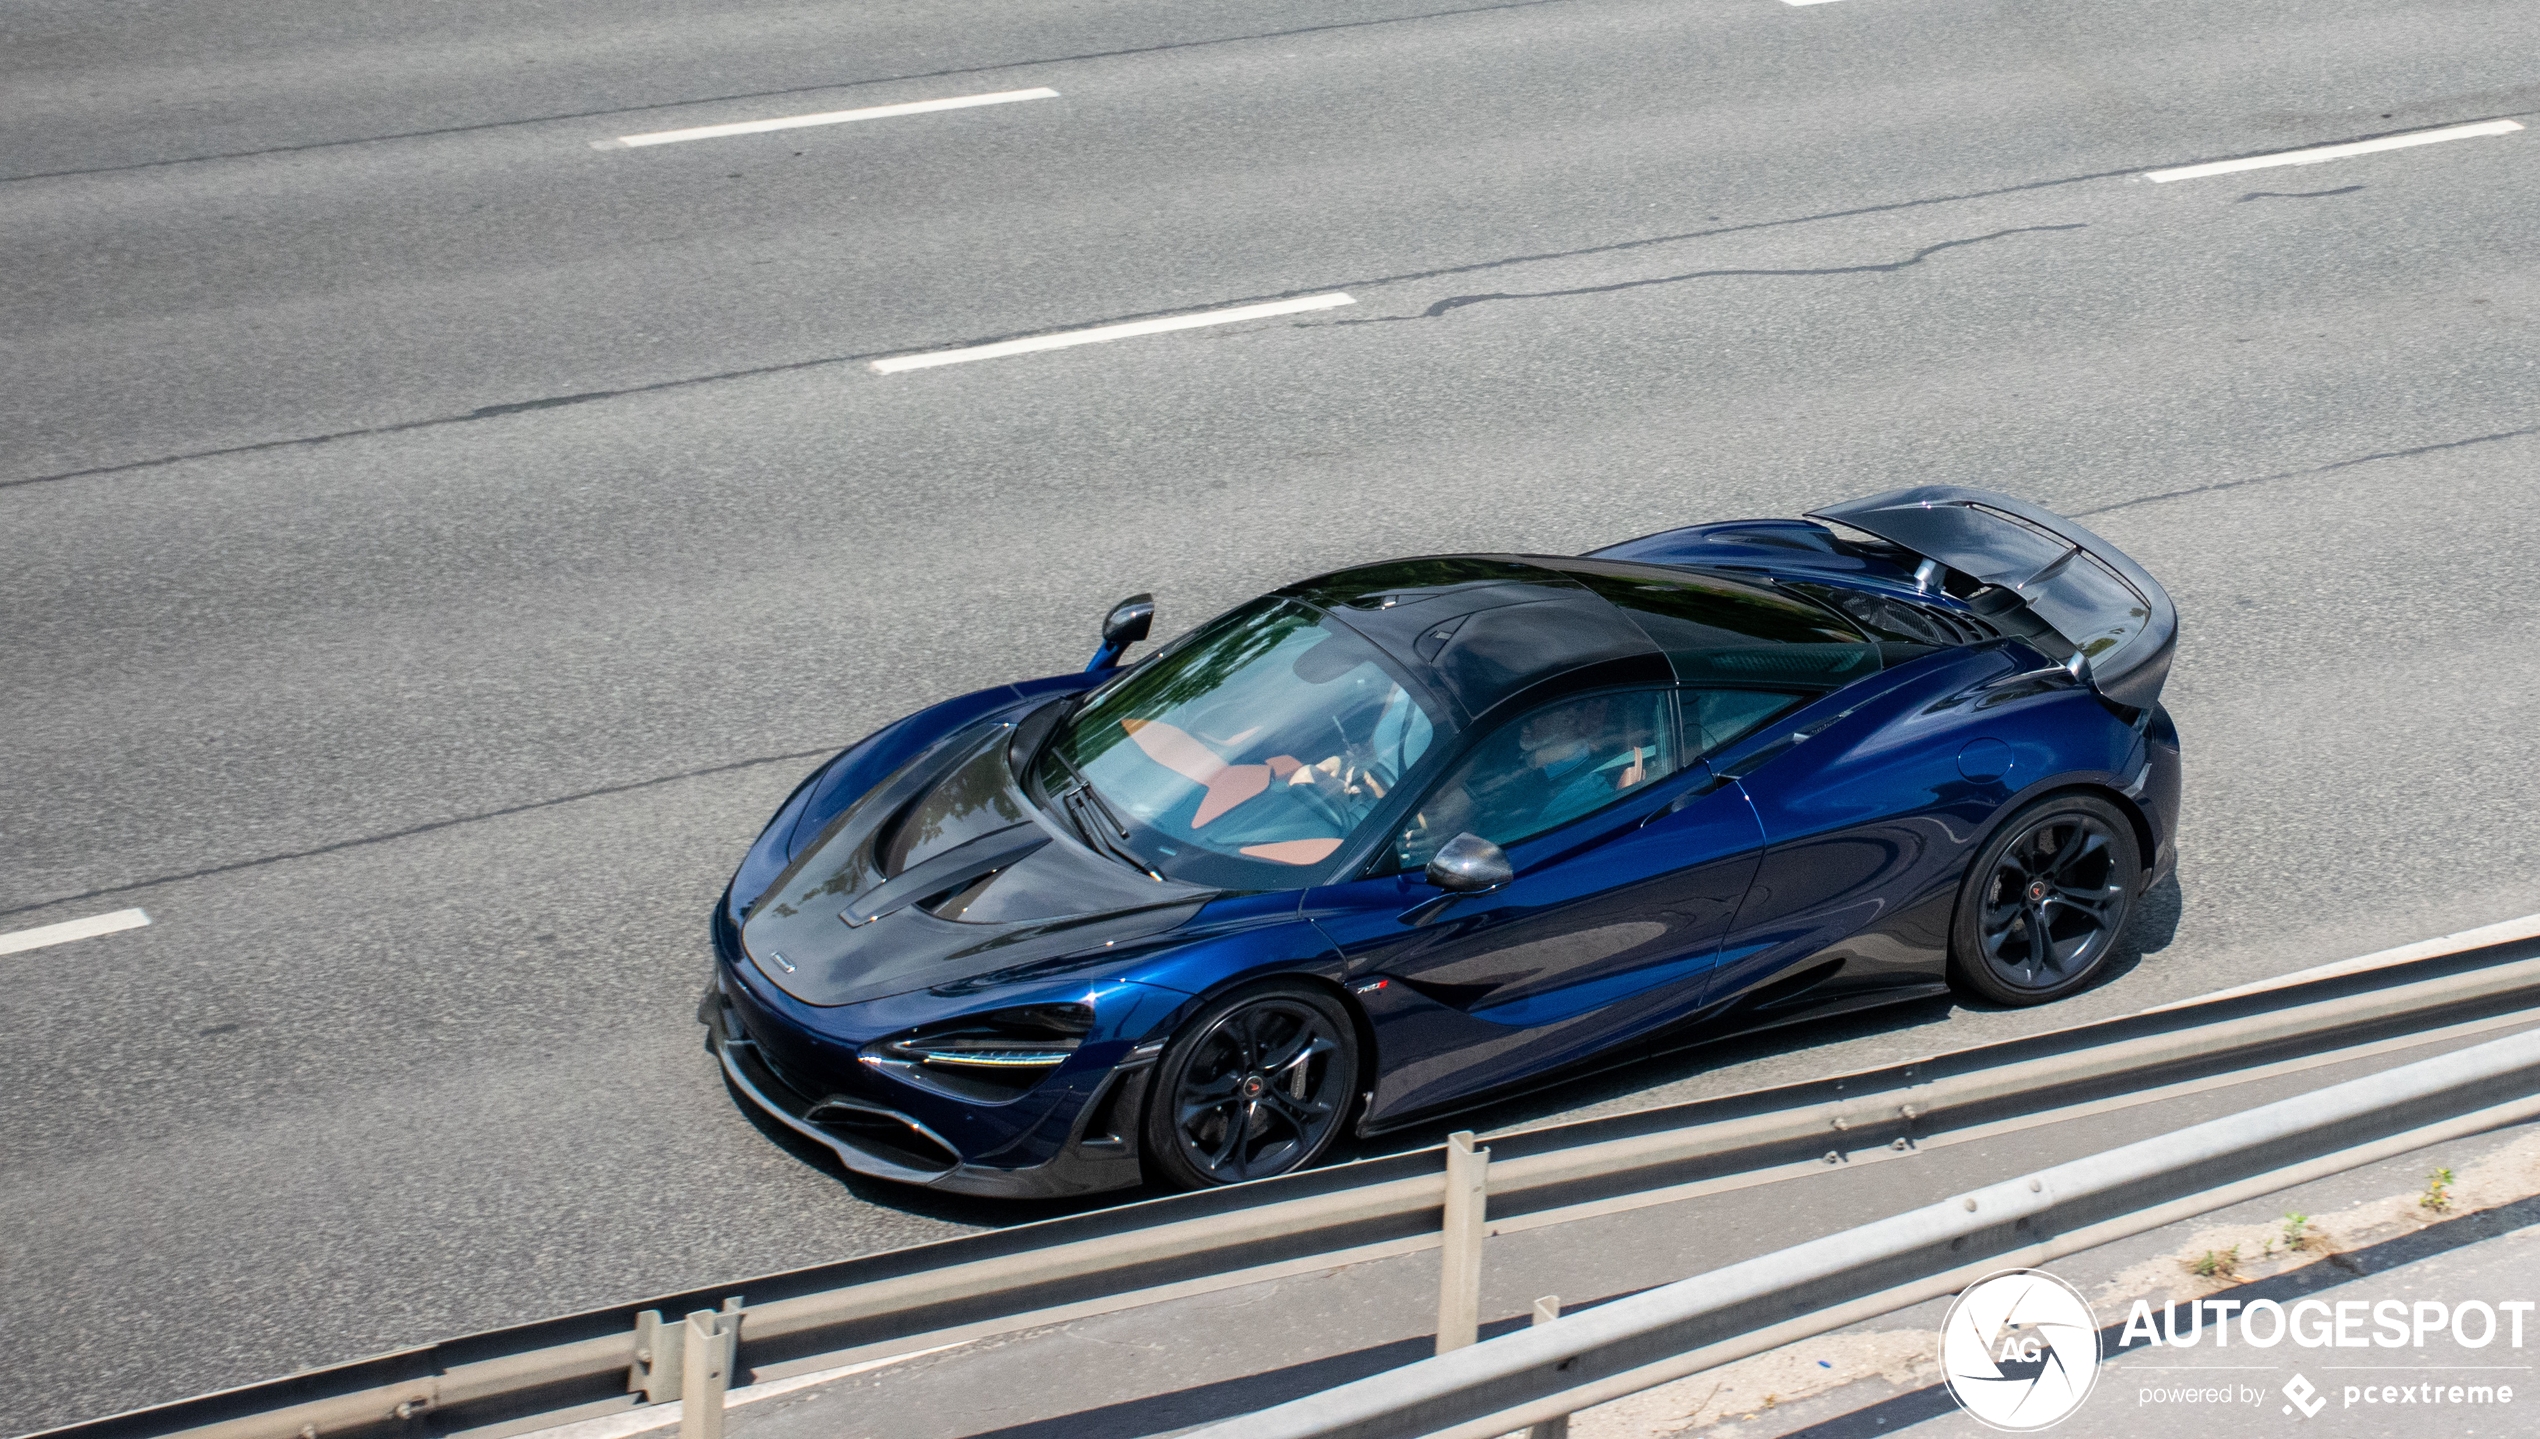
left=0, top=907, right=151, bottom=957
left=1779, top=0, right=1851, bottom=7
left=2144, top=118, right=2525, bottom=182
left=871, top=293, right=1355, bottom=373
left=605, top=88, right=1059, bottom=149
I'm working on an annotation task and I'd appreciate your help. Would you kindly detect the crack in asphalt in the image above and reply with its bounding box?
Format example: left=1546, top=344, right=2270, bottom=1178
left=0, top=743, right=836, bottom=921
left=1338, top=224, right=2088, bottom=323
left=2072, top=426, right=2540, bottom=517
left=0, top=360, right=884, bottom=493
left=12, top=99, right=2531, bottom=493
left=3, top=179, right=2135, bottom=492
left=10, top=103, right=2535, bottom=489
left=10, top=427, right=2533, bottom=920
left=2238, top=185, right=2365, bottom=201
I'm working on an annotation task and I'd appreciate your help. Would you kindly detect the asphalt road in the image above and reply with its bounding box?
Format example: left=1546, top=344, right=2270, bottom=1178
left=4, top=0, right=2538, bottom=1430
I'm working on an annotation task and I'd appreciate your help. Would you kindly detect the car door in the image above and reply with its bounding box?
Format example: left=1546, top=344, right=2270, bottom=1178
left=1304, top=687, right=1767, bottom=1124
left=1706, top=646, right=2064, bottom=1009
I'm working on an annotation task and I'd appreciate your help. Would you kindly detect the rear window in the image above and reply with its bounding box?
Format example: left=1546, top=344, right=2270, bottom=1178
left=1567, top=567, right=1880, bottom=687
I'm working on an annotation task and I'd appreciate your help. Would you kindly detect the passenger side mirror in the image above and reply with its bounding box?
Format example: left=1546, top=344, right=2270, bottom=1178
left=1085, top=593, right=1155, bottom=672
left=1425, top=832, right=1513, bottom=893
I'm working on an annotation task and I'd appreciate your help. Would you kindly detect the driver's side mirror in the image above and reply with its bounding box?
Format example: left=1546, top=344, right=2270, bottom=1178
left=1425, top=832, right=1513, bottom=893
left=1085, top=593, right=1155, bottom=672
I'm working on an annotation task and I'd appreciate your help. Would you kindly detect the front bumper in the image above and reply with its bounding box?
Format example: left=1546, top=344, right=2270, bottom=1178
left=699, top=979, right=1154, bottom=1200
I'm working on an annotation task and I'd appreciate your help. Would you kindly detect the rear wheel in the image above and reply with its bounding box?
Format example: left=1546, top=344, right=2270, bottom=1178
left=1142, top=981, right=1358, bottom=1189
left=1949, top=793, right=2140, bottom=1006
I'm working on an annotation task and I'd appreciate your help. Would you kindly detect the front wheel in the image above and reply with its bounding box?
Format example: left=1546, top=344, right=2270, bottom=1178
left=1142, top=981, right=1359, bottom=1189
left=1949, top=793, right=2141, bottom=1006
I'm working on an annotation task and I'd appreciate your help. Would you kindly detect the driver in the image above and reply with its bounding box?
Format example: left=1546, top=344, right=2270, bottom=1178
left=1394, top=695, right=1653, bottom=865
left=1515, top=696, right=1648, bottom=819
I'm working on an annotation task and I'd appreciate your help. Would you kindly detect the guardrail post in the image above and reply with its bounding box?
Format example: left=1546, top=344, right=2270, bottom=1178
left=630, top=1309, right=682, bottom=1403
left=678, top=1302, right=741, bottom=1439
left=1526, top=1296, right=1568, bottom=1439
left=632, top=1295, right=743, bottom=1409
left=1436, top=1130, right=1490, bottom=1355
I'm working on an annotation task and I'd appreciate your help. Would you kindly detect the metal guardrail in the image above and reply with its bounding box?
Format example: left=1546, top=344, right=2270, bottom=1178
left=33, top=928, right=2540, bottom=1439
left=1186, top=1017, right=2540, bottom=1439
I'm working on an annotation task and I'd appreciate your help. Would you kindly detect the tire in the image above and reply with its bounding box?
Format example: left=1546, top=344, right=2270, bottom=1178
left=1142, top=980, right=1359, bottom=1189
left=1948, top=793, right=2142, bottom=1006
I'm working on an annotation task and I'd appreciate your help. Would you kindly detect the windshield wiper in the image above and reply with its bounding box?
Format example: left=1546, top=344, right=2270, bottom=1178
left=1071, top=792, right=1159, bottom=875
left=1064, top=788, right=1168, bottom=881
left=1043, top=751, right=1164, bottom=879
left=1049, top=750, right=1131, bottom=839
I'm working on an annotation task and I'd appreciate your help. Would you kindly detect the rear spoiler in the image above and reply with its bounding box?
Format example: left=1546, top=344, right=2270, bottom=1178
left=1808, top=486, right=2177, bottom=712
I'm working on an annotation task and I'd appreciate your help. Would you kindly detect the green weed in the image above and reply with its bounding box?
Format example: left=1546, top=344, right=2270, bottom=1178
left=2191, top=1245, right=2241, bottom=1279
left=2421, top=1168, right=2456, bottom=1213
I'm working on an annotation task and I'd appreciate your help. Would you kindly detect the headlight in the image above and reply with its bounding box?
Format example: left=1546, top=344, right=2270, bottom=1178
left=862, top=1003, right=1094, bottom=1101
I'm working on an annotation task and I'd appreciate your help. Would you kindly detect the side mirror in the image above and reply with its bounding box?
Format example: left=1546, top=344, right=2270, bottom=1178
left=1425, top=832, right=1513, bottom=893
left=1085, top=593, right=1155, bottom=672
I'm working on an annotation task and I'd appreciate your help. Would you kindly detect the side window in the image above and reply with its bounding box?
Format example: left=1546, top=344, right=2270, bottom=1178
left=1684, top=689, right=1806, bottom=755
left=1392, top=689, right=1680, bottom=869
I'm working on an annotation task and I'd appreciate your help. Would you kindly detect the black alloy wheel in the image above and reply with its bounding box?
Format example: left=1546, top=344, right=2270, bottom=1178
left=1143, top=982, right=1358, bottom=1189
left=1949, top=793, right=2142, bottom=1006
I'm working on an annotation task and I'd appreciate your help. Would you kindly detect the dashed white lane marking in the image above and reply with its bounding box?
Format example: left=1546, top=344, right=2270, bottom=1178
left=1779, top=0, right=1851, bottom=7
left=600, top=88, right=1059, bottom=149
left=0, top=907, right=151, bottom=957
left=871, top=293, right=1356, bottom=373
left=2144, top=118, right=2525, bottom=183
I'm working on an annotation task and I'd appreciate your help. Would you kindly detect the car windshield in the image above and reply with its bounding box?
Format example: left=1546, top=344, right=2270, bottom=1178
left=1037, top=600, right=1442, bottom=887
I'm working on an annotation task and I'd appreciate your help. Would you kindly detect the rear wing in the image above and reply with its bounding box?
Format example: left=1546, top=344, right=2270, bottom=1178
left=1808, top=486, right=2177, bottom=711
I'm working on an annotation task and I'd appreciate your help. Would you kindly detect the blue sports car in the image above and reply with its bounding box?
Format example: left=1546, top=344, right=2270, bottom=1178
left=704, top=487, right=2181, bottom=1196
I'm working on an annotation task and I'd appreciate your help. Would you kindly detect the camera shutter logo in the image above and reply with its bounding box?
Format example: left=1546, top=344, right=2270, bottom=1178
left=1939, top=1269, right=2102, bottom=1430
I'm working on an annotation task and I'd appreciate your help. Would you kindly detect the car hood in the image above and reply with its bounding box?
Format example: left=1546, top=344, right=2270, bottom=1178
left=738, top=715, right=1212, bottom=1007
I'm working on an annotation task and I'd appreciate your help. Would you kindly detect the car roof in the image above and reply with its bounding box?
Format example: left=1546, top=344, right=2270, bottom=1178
left=1276, top=554, right=1881, bottom=725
